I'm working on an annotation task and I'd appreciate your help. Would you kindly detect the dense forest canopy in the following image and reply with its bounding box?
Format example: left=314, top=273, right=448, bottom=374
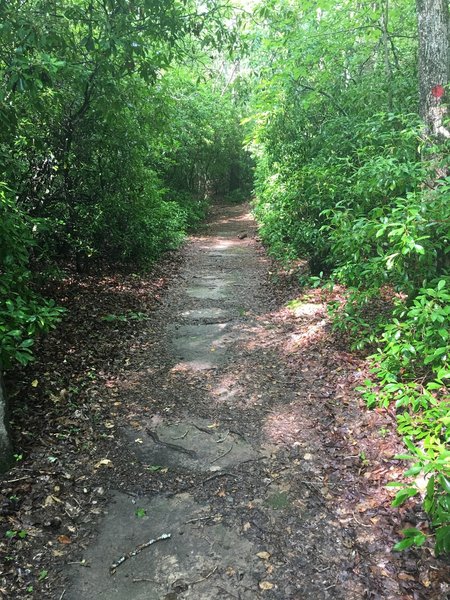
left=0, top=0, right=449, bottom=554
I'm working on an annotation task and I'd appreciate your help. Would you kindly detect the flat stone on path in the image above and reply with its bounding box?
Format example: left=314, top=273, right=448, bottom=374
left=124, top=418, right=263, bottom=472
left=66, top=493, right=263, bottom=600
left=180, top=307, right=233, bottom=321
left=170, top=321, right=249, bottom=370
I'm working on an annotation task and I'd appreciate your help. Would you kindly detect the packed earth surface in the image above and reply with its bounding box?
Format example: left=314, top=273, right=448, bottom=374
left=1, top=203, right=449, bottom=599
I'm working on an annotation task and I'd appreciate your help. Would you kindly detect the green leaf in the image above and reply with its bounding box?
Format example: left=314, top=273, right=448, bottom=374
left=146, top=465, right=164, bottom=472
left=435, top=526, right=450, bottom=555
left=426, top=475, right=435, bottom=500
left=439, top=475, right=450, bottom=494
left=404, top=465, right=422, bottom=476
left=393, top=537, right=416, bottom=551
left=393, top=528, right=427, bottom=551
left=392, top=487, right=418, bottom=507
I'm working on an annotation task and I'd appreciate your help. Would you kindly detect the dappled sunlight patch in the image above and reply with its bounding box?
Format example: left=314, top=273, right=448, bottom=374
left=170, top=362, right=198, bottom=374
left=169, top=359, right=218, bottom=372
left=285, top=319, right=328, bottom=352
left=209, top=374, right=242, bottom=405
left=262, top=402, right=322, bottom=448
left=210, top=208, right=254, bottom=226
left=233, top=323, right=275, bottom=352
left=196, top=239, right=251, bottom=254
left=287, top=300, right=324, bottom=318
left=209, top=238, right=238, bottom=249
left=234, top=210, right=253, bottom=221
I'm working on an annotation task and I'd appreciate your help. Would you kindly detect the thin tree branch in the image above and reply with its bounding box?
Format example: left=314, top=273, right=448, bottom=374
left=293, top=81, right=349, bottom=117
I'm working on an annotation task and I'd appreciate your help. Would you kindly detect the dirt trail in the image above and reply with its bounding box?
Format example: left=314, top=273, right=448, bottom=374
left=64, top=204, right=448, bottom=599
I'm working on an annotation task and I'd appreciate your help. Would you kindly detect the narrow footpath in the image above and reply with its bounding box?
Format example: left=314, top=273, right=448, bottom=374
left=63, top=203, right=447, bottom=600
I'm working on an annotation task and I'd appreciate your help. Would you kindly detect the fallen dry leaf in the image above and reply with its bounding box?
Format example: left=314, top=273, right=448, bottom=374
left=57, top=535, right=71, bottom=545
left=256, top=552, right=271, bottom=560
left=44, top=495, right=62, bottom=506
left=259, top=581, right=274, bottom=590
left=94, top=458, right=113, bottom=469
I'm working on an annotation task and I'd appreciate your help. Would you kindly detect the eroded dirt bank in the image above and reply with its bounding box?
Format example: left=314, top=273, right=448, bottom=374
left=1, top=203, right=448, bottom=599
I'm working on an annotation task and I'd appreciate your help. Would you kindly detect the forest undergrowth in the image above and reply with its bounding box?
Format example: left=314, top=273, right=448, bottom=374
left=247, top=1, right=450, bottom=556
left=1, top=0, right=449, bottom=563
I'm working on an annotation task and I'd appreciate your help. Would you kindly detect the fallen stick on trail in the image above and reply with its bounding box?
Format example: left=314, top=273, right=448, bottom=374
left=110, top=533, right=171, bottom=574
left=210, top=445, right=233, bottom=464
left=215, top=430, right=230, bottom=443
left=200, top=472, right=236, bottom=485
left=146, top=428, right=196, bottom=457
left=172, top=429, right=189, bottom=440
left=190, top=565, right=218, bottom=586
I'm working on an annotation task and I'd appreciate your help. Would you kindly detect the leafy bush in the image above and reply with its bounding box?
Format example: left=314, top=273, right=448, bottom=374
left=247, top=0, right=449, bottom=554
left=356, top=279, right=449, bottom=554
left=0, top=187, right=64, bottom=367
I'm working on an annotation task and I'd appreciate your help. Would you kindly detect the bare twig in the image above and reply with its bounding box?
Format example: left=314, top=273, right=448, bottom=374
left=146, top=428, right=196, bottom=457
left=210, top=445, right=233, bottom=464
left=201, top=472, right=236, bottom=485
left=229, top=429, right=246, bottom=441
left=185, top=514, right=218, bottom=524
left=300, top=480, right=325, bottom=485
left=237, top=456, right=267, bottom=467
left=165, top=472, right=236, bottom=499
left=352, top=512, right=372, bottom=528
left=4, top=476, right=32, bottom=484
left=192, top=423, right=213, bottom=435
left=172, top=429, right=189, bottom=440
left=67, top=561, right=90, bottom=567
left=121, top=490, right=139, bottom=498
left=110, top=533, right=171, bottom=574
left=215, top=430, right=229, bottom=443
left=190, top=565, right=218, bottom=586
left=294, top=81, right=349, bottom=117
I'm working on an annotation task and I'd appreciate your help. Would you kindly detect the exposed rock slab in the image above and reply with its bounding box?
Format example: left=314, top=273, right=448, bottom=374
left=124, top=418, right=264, bottom=472
left=66, top=492, right=263, bottom=600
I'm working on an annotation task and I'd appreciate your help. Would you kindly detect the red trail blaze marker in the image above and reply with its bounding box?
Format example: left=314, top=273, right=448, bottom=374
left=432, top=84, right=445, bottom=99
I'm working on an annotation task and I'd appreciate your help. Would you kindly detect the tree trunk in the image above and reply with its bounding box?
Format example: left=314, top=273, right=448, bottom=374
left=416, top=0, right=450, bottom=140
left=381, top=0, right=393, bottom=112
left=0, top=370, right=14, bottom=472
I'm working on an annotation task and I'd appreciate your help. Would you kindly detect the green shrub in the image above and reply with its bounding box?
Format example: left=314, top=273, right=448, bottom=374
left=0, top=186, right=64, bottom=367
